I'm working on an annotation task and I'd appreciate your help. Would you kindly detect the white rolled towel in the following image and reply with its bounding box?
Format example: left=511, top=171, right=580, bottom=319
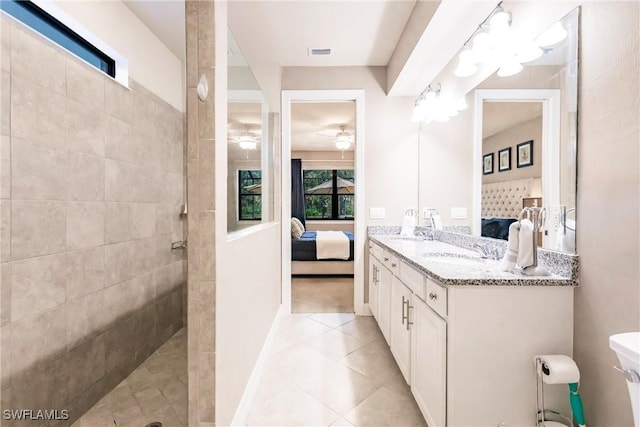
left=499, top=221, right=520, bottom=272
left=517, top=218, right=534, bottom=268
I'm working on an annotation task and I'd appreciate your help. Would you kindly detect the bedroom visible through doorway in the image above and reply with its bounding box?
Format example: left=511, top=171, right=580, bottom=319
left=289, top=100, right=356, bottom=313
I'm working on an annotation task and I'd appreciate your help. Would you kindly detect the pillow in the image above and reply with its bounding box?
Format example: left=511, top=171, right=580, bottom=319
left=291, top=217, right=304, bottom=239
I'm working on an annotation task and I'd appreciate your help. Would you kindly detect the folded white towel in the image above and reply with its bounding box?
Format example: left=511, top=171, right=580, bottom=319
left=517, top=219, right=534, bottom=268
left=499, top=221, right=520, bottom=272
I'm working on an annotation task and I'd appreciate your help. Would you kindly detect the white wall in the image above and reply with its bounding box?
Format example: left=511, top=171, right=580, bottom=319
left=574, top=3, right=639, bottom=425
left=54, top=0, right=184, bottom=111
left=283, top=67, right=419, bottom=226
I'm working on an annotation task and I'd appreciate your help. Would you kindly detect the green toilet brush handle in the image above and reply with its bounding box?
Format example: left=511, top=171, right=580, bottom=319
left=569, top=382, right=586, bottom=427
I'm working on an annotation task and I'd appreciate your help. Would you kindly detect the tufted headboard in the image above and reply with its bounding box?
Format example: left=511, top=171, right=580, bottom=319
left=482, top=178, right=542, bottom=218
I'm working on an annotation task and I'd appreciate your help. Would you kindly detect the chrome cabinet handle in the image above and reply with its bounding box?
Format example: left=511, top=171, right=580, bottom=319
left=384, top=257, right=389, bottom=261
left=614, top=366, right=640, bottom=383
left=372, top=265, right=377, bottom=284
left=401, top=296, right=406, bottom=324
left=391, top=262, right=397, bottom=268
left=406, top=303, right=413, bottom=330
left=429, top=292, right=438, bottom=300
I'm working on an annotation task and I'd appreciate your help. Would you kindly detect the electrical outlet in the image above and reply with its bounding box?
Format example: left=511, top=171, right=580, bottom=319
left=369, top=207, right=386, bottom=219
left=548, top=205, right=565, bottom=231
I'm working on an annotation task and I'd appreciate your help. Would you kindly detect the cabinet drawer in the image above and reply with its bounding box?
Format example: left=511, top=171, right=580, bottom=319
left=382, top=251, right=399, bottom=275
left=370, top=241, right=384, bottom=261
left=425, top=278, right=447, bottom=318
left=399, top=261, right=425, bottom=301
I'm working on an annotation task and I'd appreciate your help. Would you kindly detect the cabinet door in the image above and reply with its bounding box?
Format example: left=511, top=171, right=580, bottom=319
left=390, top=276, right=412, bottom=383
left=368, top=256, right=379, bottom=320
left=411, top=297, right=446, bottom=427
left=377, top=265, right=392, bottom=344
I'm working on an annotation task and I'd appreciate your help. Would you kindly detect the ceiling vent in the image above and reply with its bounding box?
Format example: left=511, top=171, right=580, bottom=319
left=308, top=48, right=332, bottom=56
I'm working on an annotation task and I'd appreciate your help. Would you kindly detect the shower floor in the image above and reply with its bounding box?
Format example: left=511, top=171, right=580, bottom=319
left=72, top=328, right=187, bottom=427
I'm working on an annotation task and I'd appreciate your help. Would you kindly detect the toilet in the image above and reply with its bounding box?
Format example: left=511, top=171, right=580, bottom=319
left=609, top=332, right=640, bottom=427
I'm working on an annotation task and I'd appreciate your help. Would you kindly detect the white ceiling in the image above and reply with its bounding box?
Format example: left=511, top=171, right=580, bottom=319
left=228, top=0, right=417, bottom=67
left=482, top=102, right=542, bottom=139
left=123, top=0, right=186, bottom=62
left=291, top=102, right=356, bottom=152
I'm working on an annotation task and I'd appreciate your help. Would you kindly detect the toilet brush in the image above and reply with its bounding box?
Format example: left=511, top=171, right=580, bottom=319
left=568, top=382, right=586, bottom=427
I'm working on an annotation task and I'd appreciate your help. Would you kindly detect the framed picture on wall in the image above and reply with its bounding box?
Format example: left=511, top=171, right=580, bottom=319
left=483, top=153, right=494, bottom=175
left=517, top=140, right=534, bottom=168
left=498, top=147, right=511, bottom=172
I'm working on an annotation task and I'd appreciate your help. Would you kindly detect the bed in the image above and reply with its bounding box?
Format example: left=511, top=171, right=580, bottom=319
left=291, top=228, right=355, bottom=275
left=481, top=178, right=541, bottom=240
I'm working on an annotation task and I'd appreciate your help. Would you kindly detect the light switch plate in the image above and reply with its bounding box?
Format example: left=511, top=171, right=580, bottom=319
left=451, top=207, right=467, bottom=219
left=370, top=207, right=386, bottom=219
left=548, top=205, right=565, bottom=231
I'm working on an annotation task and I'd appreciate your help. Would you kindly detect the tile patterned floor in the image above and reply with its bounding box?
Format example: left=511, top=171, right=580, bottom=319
left=246, top=313, right=426, bottom=427
left=72, top=328, right=187, bottom=427
left=292, top=277, right=354, bottom=313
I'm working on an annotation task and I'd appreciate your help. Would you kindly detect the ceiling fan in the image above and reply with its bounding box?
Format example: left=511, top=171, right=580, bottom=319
left=316, top=125, right=355, bottom=150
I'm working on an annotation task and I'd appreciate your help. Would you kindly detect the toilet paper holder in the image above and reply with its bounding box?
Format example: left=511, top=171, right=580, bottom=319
left=534, top=355, right=586, bottom=427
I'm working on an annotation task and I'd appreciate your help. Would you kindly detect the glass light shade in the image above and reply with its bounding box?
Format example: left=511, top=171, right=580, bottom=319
left=471, top=32, right=492, bottom=63
left=412, top=105, right=426, bottom=122
left=497, top=58, right=523, bottom=77
left=237, top=136, right=257, bottom=150
left=516, top=40, right=543, bottom=63
left=454, top=54, right=478, bottom=77
left=335, top=139, right=351, bottom=150
left=536, top=22, right=567, bottom=47
left=489, top=11, right=511, bottom=40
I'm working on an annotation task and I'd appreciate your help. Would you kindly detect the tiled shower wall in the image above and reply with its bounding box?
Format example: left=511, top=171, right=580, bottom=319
left=0, top=17, right=186, bottom=425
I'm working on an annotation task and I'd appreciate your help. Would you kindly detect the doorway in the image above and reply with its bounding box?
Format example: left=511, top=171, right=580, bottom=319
left=281, top=90, right=366, bottom=315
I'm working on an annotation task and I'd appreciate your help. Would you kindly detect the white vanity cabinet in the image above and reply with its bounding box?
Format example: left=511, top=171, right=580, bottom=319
left=390, top=276, right=413, bottom=383
left=369, top=242, right=392, bottom=342
left=367, top=238, right=574, bottom=427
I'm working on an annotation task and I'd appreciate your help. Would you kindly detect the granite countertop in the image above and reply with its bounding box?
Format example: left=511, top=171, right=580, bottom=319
left=369, top=234, right=577, bottom=287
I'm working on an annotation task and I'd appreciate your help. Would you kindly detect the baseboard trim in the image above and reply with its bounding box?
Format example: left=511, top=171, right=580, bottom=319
left=230, top=304, right=286, bottom=426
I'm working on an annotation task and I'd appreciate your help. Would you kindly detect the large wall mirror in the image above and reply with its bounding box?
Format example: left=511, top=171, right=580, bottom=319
left=473, top=8, right=578, bottom=254
left=419, top=8, right=578, bottom=254
left=227, top=29, right=278, bottom=234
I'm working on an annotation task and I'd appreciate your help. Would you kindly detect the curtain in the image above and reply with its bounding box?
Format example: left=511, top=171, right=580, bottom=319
left=291, top=159, right=306, bottom=227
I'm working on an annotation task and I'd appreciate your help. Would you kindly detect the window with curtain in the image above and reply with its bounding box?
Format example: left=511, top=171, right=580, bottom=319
left=238, top=170, right=261, bottom=220
left=303, top=169, right=354, bottom=220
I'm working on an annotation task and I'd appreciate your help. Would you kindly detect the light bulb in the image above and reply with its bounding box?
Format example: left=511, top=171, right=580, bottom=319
left=536, top=22, right=567, bottom=47
left=497, top=58, right=523, bottom=77
left=471, top=32, right=492, bottom=63
left=489, top=10, right=511, bottom=40
left=516, top=40, right=543, bottom=63
left=454, top=50, right=478, bottom=77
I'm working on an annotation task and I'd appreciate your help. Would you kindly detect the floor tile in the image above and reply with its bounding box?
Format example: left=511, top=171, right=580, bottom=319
left=344, top=386, right=427, bottom=427
left=309, top=312, right=357, bottom=328
left=277, top=315, right=333, bottom=341
left=339, top=340, right=404, bottom=387
left=292, top=277, right=354, bottom=313
left=247, top=388, right=341, bottom=427
left=305, top=328, right=365, bottom=361
left=338, top=317, right=385, bottom=345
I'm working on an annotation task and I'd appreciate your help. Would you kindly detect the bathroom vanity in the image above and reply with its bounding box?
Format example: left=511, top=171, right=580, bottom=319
left=368, top=232, right=577, bottom=427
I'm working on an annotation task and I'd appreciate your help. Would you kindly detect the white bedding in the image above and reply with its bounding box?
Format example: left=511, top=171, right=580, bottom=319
left=316, top=231, right=350, bottom=260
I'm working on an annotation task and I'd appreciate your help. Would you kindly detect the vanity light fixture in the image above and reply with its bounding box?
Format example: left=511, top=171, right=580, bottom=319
left=412, top=84, right=463, bottom=123
left=453, top=2, right=561, bottom=80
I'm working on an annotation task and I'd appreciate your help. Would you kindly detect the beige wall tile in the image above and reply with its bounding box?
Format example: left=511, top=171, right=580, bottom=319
left=155, top=204, right=173, bottom=236
left=11, top=200, right=66, bottom=260
left=155, top=233, right=173, bottom=268
left=105, top=159, right=139, bottom=202
left=11, top=305, right=66, bottom=377
left=1, top=262, right=11, bottom=326
left=67, top=99, right=106, bottom=141
left=0, top=323, right=10, bottom=389
left=1, top=17, right=10, bottom=73
left=131, top=271, right=155, bottom=311
left=67, top=152, right=105, bottom=201
left=66, top=58, right=105, bottom=111
left=65, top=334, right=106, bottom=401
left=1, top=70, right=9, bottom=136
left=66, top=202, right=105, bottom=250
left=1, top=135, right=10, bottom=199
left=198, top=212, right=215, bottom=281
left=198, top=139, right=215, bottom=211
left=105, top=80, right=133, bottom=124
left=11, top=76, right=65, bottom=149
left=131, top=203, right=156, bottom=239
left=102, top=280, right=132, bottom=325
left=187, top=90, right=199, bottom=160
left=104, top=241, right=133, bottom=286
left=105, top=116, right=132, bottom=163
left=66, top=246, right=105, bottom=301
left=1, top=199, right=9, bottom=263
left=10, top=253, right=66, bottom=322
left=11, top=137, right=67, bottom=201
left=105, top=202, right=133, bottom=244
left=131, top=237, right=157, bottom=277
left=66, top=290, right=106, bottom=351
left=132, top=89, right=158, bottom=136
left=11, top=24, right=65, bottom=95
